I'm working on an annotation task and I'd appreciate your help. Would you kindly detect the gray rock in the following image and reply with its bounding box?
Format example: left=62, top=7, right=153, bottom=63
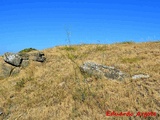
left=80, top=61, right=129, bottom=80
left=21, top=60, right=29, bottom=68
left=11, top=67, right=21, bottom=76
left=0, top=51, right=46, bottom=79
left=132, top=74, right=150, bottom=79
left=18, top=53, right=29, bottom=60
left=0, top=62, right=13, bottom=79
left=3, top=52, right=22, bottom=67
left=29, top=52, right=46, bottom=62
left=0, top=62, right=20, bottom=79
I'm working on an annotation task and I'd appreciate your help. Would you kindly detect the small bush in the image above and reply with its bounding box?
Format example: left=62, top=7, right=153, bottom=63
left=19, top=48, right=37, bottom=53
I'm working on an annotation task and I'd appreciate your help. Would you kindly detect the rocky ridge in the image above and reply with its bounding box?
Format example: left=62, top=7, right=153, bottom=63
left=0, top=51, right=46, bottom=79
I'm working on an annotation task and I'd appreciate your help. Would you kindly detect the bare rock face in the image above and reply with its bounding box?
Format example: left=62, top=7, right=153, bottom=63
left=3, top=52, right=22, bottom=67
left=80, top=61, right=129, bottom=80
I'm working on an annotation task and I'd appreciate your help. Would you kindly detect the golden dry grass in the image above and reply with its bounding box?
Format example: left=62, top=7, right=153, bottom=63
left=0, top=41, right=160, bottom=120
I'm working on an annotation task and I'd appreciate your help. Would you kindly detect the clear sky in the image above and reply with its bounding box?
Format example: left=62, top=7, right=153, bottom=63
left=0, top=0, right=160, bottom=55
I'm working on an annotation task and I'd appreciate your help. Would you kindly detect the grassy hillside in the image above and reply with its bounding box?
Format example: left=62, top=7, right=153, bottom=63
left=0, top=42, right=160, bottom=120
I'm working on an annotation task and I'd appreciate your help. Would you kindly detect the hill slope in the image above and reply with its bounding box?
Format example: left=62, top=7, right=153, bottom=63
left=0, top=42, right=160, bottom=120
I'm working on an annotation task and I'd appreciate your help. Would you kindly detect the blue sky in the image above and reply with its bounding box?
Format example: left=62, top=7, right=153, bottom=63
left=0, top=0, right=160, bottom=55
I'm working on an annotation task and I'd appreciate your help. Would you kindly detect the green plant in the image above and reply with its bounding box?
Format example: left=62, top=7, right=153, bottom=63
left=19, top=48, right=37, bottom=53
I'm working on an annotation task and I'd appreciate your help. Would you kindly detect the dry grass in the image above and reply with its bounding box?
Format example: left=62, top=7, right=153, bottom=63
left=0, top=42, right=160, bottom=120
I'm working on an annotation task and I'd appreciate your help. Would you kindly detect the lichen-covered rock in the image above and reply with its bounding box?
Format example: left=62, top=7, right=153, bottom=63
left=3, top=52, right=22, bottom=67
left=132, top=74, right=150, bottom=79
left=80, top=61, right=129, bottom=80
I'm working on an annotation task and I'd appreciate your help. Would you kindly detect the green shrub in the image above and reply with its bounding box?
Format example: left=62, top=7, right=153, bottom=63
left=19, top=48, right=37, bottom=53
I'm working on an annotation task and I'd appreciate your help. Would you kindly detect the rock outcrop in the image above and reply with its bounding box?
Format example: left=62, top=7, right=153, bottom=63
left=80, top=61, right=129, bottom=80
left=29, top=52, right=46, bottom=62
left=0, top=51, right=46, bottom=79
left=18, top=51, right=46, bottom=62
left=3, top=53, right=22, bottom=67
left=80, top=61, right=151, bottom=81
left=18, top=53, right=29, bottom=60
left=0, top=61, right=20, bottom=79
left=0, top=62, right=12, bottom=79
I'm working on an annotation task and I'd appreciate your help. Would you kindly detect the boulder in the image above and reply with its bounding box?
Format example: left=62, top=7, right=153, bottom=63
left=0, top=62, right=13, bottom=79
left=18, top=53, right=29, bottom=60
left=21, top=60, right=29, bottom=68
left=29, top=52, right=46, bottom=62
left=3, top=52, right=22, bottom=67
left=80, top=61, right=129, bottom=80
left=11, top=67, right=21, bottom=76
left=0, top=62, right=20, bottom=79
